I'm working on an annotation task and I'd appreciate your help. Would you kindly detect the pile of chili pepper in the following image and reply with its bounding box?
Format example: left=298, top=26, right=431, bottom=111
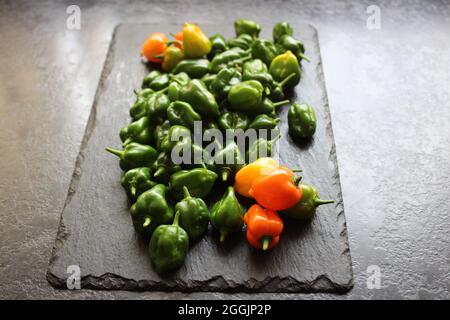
left=106, top=20, right=331, bottom=274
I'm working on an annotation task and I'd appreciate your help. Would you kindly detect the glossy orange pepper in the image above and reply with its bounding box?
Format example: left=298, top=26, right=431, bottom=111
left=234, top=157, right=279, bottom=198
left=141, top=32, right=168, bottom=63
left=173, top=31, right=184, bottom=48
left=249, top=169, right=303, bottom=211
left=244, top=204, right=284, bottom=250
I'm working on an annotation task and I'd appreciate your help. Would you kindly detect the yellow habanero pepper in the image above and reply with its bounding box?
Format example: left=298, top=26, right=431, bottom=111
left=234, top=157, right=279, bottom=198
left=183, top=23, right=211, bottom=58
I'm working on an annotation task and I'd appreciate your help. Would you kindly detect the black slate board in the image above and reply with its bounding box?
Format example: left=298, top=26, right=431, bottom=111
left=47, top=23, right=353, bottom=293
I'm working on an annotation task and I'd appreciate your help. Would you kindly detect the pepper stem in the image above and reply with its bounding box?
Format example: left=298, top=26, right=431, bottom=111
left=292, top=175, right=302, bottom=186
left=272, top=100, right=290, bottom=108
left=173, top=211, right=181, bottom=226
left=298, top=52, right=310, bottom=62
left=154, top=167, right=166, bottom=177
left=219, top=231, right=227, bottom=243
left=156, top=87, right=169, bottom=94
left=182, top=186, right=191, bottom=199
left=142, top=217, right=151, bottom=228
left=261, top=236, right=272, bottom=251
left=105, top=147, right=123, bottom=158
left=314, top=199, right=334, bottom=206
left=290, top=169, right=302, bottom=173
left=130, top=186, right=137, bottom=198
left=221, top=169, right=229, bottom=182
left=122, top=138, right=133, bottom=146
left=271, top=134, right=281, bottom=143
left=279, top=72, right=296, bottom=88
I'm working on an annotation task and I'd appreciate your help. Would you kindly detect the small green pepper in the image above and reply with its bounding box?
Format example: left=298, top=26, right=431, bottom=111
left=120, top=116, right=154, bottom=146
left=129, top=96, right=149, bottom=120
left=149, top=210, right=189, bottom=273
left=242, top=59, right=274, bottom=90
left=176, top=186, right=210, bottom=242
left=218, top=111, right=249, bottom=131
left=208, top=141, right=245, bottom=181
left=200, top=73, right=217, bottom=88
left=282, top=184, right=334, bottom=219
left=273, top=22, right=293, bottom=43
left=169, top=166, right=218, bottom=200
left=269, top=51, right=301, bottom=89
left=148, top=73, right=170, bottom=91
left=228, top=80, right=264, bottom=112
left=147, top=92, right=170, bottom=124
left=168, top=81, right=181, bottom=102
left=208, top=34, right=229, bottom=59
left=178, top=79, right=220, bottom=118
left=130, top=184, right=174, bottom=237
left=210, top=186, right=245, bottom=243
left=268, top=72, right=297, bottom=101
left=246, top=135, right=280, bottom=163
left=234, top=19, right=261, bottom=37
left=208, top=47, right=252, bottom=73
left=160, top=125, right=192, bottom=156
left=162, top=46, right=184, bottom=72
left=105, top=142, right=158, bottom=171
left=278, top=35, right=309, bottom=61
left=227, top=34, right=254, bottom=50
left=209, top=67, right=241, bottom=100
left=248, top=114, right=280, bottom=130
left=170, top=72, right=191, bottom=86
left=172, top=59, right=210, bottom=79
left=251, top=40, right=278, bottom=66
left=153, top=120, right=170, bottom=150
left=254, top=98, right=290, bottom=115
left=135, top=88, right=154, bottom=99
left=142, top=70, right=162, bottom=88
left=167, top=101, right=202, bottom=130
left=152, top=151, right=182, bottom=183
left=288, top=102, right=317, bottom=139
left=121, top=167, right=157, bottom=201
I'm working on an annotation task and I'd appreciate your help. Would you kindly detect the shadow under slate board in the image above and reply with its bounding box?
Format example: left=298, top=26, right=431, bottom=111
left=47, top=23, right=353, bottom=293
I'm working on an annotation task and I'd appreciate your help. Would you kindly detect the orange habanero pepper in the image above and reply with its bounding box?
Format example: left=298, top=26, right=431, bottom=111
left=234, top=157, right=279, bottom=198
left=141, top=32, right=168, bottom=63
left=249, top=169, right=303, bottom=211
left=244, top=204, right=284, bottom=250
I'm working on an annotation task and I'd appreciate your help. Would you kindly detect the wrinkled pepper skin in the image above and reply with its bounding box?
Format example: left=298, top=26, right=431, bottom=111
left=148, top=73, right=170, bottom=91
left=172, top=59, right=210, bottom=79
left=228, top=80, right=264, bottom=112
left=218, top=111, right=249, bottom=131
left=162, top=46, right=184, bottom=72
left=288, top=102, right=317, bottom=139
left=234, top=19, right=261, bottom=38
left=248, top=114, right=280, bottom=130
left=208, top=34, right=228, bottom=59
left=242, top=59, right=274, bottom=89
left=251, top=40, right=278, bottom=66
left=167, top=101, right=201, bottom=130
left=210, top=186, right=245, bottom=243
left=269, top=51, right=301, bottom=89
left=142, top=70, right=162, bottom=89
left=208, top=47, right=252, bottom=73
left=152, top=151, right=182, bottom=183
left=208, top=141, right=245, bottom=181
left=182, top=23, right=212, bottom=58
left=169, top=167, right=218, bottom=200
left=130, top=184, right=174, bottom=237
left=168, top=81, right=181, bottom=101
left=170, top=72, right=191, bottom=86
left=121, top=167, right=157, bottom=201
left=178, top=80, right=220, bottom=118
left=153, top=120, right=171, bottom=150
left=105, top=142, right=158, bottom=171
left=176, top=186, right=210, bottom=242
left=244, top=204, right=283, bottom=250
left=273, top=22, right=293, bottom=43
left=129, top=95, right=149, bottom=121
left=210, top=67, right=241, bottom=100
left=282, top=184, right=334, bottom=219
left=227, top=34, right=254, bottom=50
left=249, top=168, right=302, bottom=211
left=147, top=92, right=170, bottom=124
left=120, top=116, right=154, bottom=146
left=149, top=211, right=189, bottom=273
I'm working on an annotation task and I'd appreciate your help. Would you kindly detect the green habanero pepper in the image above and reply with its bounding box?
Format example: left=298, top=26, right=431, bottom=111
left=234, top=19, right=261, bottom=38
left=105, top=142, right=158, bottom=171
left=152, top=151, right=182, bottom=183
left=210, top=186, right=245, bottom=243
left=170, top=72, right=191, bottom=86
left=246, top=135, right=280, bottom=163
left=218, top=111, right=249, bottom=131
left=254, top=97, right=290, bottom=115
left=169, top=166, right=218, bottom=200
left=135, top=88, right=155, bottom=99
left=200, top=73, right=217, bottom=89
left=148, top=210, right=189, bottom=273
left=288, top=102, right=317, bottom=139
left=168, top=81, right=181, bottom=102
left=142, top=70, right=162, bottom=89
left=167, top=101, right=202, bottom=130
left=251, top=40, right=279, bottom=66
left=242, top=59, right=274, bottom=91
left=121, top=167, right=157, bottom=201
left=176, top=186, right=209, bottom=242
left=147, top=92, right=170, bottom=124
left=130, top=184, right=174, bottom=237
left=282, top=184, right=334, bottom=219
left=210, top=67, right=241, bottom=100
left=178, top=79, right=220, bottom=118
left=269, top=51, right=301, bottom=89
left=160, top=125, right=192, bottom=155
left=278, top=35, right=309, bottom=62
left=208, top=34, right=229, bottom=59
left=273, top=22, right=293, bottom=43
left=129, top=95, right=149, bottom=121
left=162, top=46, right=184, bottom=72
left=153, top=120, right=170, bottom=151
left=208, top=141, right=245, bottom=181
left=248, top=114, right=280, bottom=130
left=228, top=80, right=264, bottom=112
left=172, top=59, right=210, bottom=79
left=267, top=72, right=297, bottom=102
left=148, top=73, right=170, bottom=91
left=227, top=34, right=254, bottom=50
left=120, top=116, right=154, bottom=146
left=208, top=47, right=252, bottom=73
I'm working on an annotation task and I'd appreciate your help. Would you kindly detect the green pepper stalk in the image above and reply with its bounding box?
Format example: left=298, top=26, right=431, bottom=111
left=121, top=167, right=157, bottom=201
left=268, top=72, right=297, bottom=101
left=172, top=59, right=210, bottom=79
left=282, top=184, right=334, bottom=219
left=167, top=101, right=202, bottom=130
left=178, top=79, right=220, bottom=118
left=169, top=165, right=218, bottom=200
left=254, top=98, right=290, bottom=115
left=176, top=186, right=210, bottom=242
left=105, top=142, right=158, bottom=171
left=130, top=184, right=174, bottom=237
left=288, top=102, right=317, bottom=139
left=208, top=141, right=245, bottom=182
left=148, top=210, right=189, bottom=273
left=210, top=186, right=245, bottom=243
left=120, top=116, right=154, bottom=146
left=269, top=51, right=301, bottom=89
left=234, top=19, right=261, bottom=38
left=273, top=22, right=294, bottom=43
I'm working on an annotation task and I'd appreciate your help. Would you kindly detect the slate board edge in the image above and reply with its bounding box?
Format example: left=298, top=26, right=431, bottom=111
left=46, top=23, right=353, bottom=294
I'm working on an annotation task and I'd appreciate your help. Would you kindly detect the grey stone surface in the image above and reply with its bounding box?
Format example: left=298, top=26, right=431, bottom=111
left=0, top=0, right=449, bottom=299
left=46, top=23, right=353, bottom=293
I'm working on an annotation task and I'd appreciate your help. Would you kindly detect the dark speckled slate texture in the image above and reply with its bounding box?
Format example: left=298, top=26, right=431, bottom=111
left=47, top=23, right=352, bottom=293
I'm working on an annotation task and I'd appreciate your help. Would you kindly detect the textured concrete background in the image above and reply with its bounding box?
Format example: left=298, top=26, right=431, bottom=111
left=0, top=0, right=449, bottom=299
